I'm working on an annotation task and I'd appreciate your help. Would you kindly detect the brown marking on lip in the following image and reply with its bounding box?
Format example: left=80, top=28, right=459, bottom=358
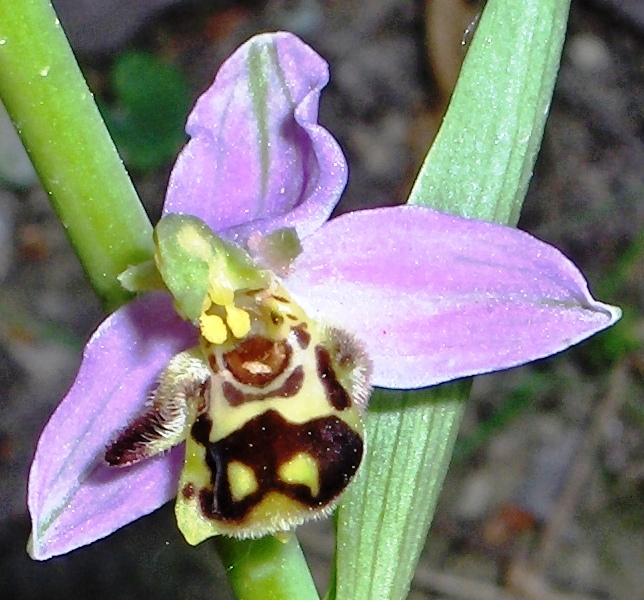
left=315, top=346, right=351, bottom=410
left=222, top=381, right=245, bottom=406
left=195, top=409, right=363, bottom=523
left=106, top=372, right=210, bottom=467
left=222, top=367, right=304, bottom=407
left=291, top=323, right=311, bottom=349
left=276, top=367, right=304, bottom=398
left=191, top=413, right=213, bottom=446
left=207, top=352, right=218, bottom=372
left=196, top=379, right=210, bottom=414
left=182, top=483, right=196, bottom=499
left=224, top=337, right=291, bottom=387
left=106, top=391, right=197, bottom=467
left=105, top=408, right=168, bottom=466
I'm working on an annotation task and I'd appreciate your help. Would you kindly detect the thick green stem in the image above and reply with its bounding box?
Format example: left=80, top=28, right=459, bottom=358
left=0, top=0, right=153, bottom=310
left=215, top=536, right=320, bottom=600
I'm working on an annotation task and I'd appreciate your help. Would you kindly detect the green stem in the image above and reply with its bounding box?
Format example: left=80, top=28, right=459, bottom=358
left=215, top=536, right=320, bottom=600
left=0, top=0, right=153, bottom=310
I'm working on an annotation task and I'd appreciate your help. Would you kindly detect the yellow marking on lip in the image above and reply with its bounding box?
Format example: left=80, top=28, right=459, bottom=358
left=278, top=452, right=320, bottom=497
left=228, top=461, right=259, bottom=502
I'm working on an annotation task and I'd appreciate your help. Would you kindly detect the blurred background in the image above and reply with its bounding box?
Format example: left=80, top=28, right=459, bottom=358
left=0, top=0, right=642, bottom=598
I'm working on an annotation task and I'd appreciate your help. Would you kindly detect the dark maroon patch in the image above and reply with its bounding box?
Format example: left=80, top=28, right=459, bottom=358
left=222, top=381, right=245, bottom=406
left=105, top=405, right=176, bottom=467
left=195, top=409, right=363, bottom=523
left=207, top=353, right=218, bottom=372
left=291, top=323, right=311, bottom=349
left=196, top=380, right=210, bottom=413
left=224, top=336, right=291, bottom=387
left=191, top=413, right=213, bottom=446
left=182, top=483, right=196, bottom=499
left=105, top=409, right=163, bottom=466
left=277, top=367, right=304, bottom=398
left=315, top=346, right=351, bottom=410
left=106, top=377, right=210, bottom=467
left=221, top=367, right=304, bottom=407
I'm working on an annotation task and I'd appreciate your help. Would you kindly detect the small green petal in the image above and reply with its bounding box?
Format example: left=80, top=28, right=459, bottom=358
left=249, top=227, right=303, bottom=275
left=118, top=260, right=166, bottom=293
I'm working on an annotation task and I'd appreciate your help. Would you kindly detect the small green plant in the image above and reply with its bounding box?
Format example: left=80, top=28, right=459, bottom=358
left=101, top=51, right=192, bottom=171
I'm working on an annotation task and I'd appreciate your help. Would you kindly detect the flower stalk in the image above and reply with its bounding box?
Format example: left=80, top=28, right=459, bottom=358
left=0, top=0, right=153, bottom=310
left=215, top=536, right=319, bottom=600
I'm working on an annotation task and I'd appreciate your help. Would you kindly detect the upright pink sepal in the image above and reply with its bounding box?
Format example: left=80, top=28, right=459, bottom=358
left=164, top=32, right=347, bottom=244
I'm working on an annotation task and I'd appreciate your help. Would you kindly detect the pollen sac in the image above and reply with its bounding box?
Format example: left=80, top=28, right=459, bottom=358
left=175, top=284, right=372, bottom=544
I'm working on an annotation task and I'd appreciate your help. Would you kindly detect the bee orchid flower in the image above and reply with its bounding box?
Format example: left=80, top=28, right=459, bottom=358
left=28, top=32, right=620, bottom=561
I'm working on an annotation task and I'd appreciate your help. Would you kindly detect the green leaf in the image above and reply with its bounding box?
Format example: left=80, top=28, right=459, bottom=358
left=409, top=0, right=570, bottom=225
left=334, top=386, right=468, bottom=599
left=332, top=1, right=571, bottom=598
